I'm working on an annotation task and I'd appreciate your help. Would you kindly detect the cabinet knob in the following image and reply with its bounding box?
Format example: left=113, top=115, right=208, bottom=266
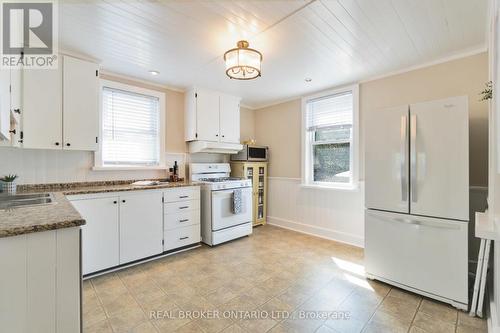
left=216, top=134, right=219, bottom=137
left=113, top=201, right=117, bottom=204
left=9, top=129, right=16, bottom=134
left=222, top=135, right=225, bottom=138
left=66, top=143, right=71, bottom=147
left=13, top=109, right=20, bottom=114
left=55, top=142, right=60, bottom=146
left=122, top=200, right=126, bottom=203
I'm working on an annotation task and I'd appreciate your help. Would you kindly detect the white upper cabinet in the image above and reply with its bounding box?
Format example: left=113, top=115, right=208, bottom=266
left=0, top=69, right=10, bottom=140
left=9, top=69, right=22, bottom=147
left=22, top=65, right=63, bottom=149
left=21, top=55, right=99, bottom=151
left=63, top=56, right=99, bottom=151
left=196, top=88, right=220, bottom=142
left=185, top=87, right=241, bottom=144
left=219, top=94, right=240, bottom=144
left=10, top=69, right=22, bottom=115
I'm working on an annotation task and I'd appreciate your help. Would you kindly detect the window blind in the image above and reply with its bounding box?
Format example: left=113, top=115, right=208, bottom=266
left=102, top=87, right=160, bottom=166
left=306, top=91, right=353, bottom=131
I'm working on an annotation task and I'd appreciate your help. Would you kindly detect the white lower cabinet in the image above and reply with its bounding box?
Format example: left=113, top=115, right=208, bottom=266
left=69, top=187, right=200, bottom=275
left=0, top=227, right=81, bottom=333
left=119, top=191, right=163, bottom=264
left=70, top=196, right=120, bottom=275
left=163, top=186, right=201, bottom=252
left=164, top=210, right=200, bottom=230
left=164, top=225, right=201, bottom=251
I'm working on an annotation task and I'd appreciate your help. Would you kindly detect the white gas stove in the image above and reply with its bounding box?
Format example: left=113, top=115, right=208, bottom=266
left=190, top=163, right=253, bottom=246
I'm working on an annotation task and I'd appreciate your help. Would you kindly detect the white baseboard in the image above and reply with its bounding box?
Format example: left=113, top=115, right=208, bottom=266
left=267, top=216, right=364, bottom=248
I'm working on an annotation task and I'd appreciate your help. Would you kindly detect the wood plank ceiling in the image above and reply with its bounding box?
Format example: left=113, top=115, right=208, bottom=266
left=60, top=0, right=488, bottom=108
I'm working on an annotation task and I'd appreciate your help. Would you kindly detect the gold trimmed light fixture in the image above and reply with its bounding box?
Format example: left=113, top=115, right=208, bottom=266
left=223, top=40, right=262, bottom=80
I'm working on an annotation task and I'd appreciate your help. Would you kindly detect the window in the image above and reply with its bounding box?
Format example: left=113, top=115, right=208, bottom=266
left=95, top=80, right=165, bottom=169
left=302, top=85, right=358, bottom=189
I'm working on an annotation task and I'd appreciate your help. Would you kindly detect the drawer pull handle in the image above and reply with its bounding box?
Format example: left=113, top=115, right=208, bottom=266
left=179, top=219, right=189, bottom=223
left=179, top=206, right=189, bottom=209
left=179, top=195, right=189, bottom=198
left=179, top=236, right=189, bottom=240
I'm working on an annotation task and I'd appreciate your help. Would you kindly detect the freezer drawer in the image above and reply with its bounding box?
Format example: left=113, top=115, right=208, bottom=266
left=365, top=210, right=468, bottom=305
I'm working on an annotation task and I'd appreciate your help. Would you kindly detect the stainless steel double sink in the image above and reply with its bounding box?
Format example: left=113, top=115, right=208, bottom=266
left=0, top=193, right=55, bottom=210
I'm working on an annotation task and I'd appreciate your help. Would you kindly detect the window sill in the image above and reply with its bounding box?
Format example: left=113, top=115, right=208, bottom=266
left=300, top=182, right=359, bottom=192
left=92, top=166, right=167, bottom=171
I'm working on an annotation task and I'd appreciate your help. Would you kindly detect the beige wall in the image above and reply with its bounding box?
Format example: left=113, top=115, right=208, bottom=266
left=240, top=107, right=256, bottom=142
left=254, top=52, right=489, bottom=186
left=254, top=99, right=302, bottom=178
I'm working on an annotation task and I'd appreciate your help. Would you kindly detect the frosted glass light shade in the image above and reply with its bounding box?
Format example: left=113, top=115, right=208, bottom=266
left=223, top=40, right=262, bottom=80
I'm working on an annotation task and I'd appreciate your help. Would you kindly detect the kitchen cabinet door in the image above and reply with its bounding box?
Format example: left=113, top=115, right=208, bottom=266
left=0, top=68, right=10, bottom=140
left=63, top=56, right=99, bottom=151
left=196, top=88, right=220, bottom=142
left=119, top=191, right=163, bottom=264
left=10, top=68, right=21, bottom=115
left=219, top=94, right=240, bottom=144
left=71, top=197, right=120, bottom=275
left=22, top=65, right=63, bottom=149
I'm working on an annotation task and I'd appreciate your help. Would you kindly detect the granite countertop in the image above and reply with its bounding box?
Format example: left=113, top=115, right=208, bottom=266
left=0, top=180, right=198, bottom=238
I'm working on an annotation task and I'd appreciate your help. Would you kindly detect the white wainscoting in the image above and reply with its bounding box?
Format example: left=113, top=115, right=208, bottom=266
left=267, top=177, right=365, bottom=248
left=267, top=179, right=487, bottom=250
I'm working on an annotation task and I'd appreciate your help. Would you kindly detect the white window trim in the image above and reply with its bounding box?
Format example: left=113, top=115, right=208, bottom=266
left=94, top=79, right=166, bottom=170
left=301, top=84, right=359, bottom=190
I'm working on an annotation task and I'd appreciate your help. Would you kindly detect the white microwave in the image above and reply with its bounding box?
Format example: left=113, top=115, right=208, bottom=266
left=231, top=145, right=268, bottom=161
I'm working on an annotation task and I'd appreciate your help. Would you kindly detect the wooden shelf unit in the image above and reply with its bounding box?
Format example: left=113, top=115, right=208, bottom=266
left=230, top=161, right=268, bottom=226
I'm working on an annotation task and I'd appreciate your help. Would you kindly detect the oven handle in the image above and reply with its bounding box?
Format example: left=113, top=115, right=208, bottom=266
left=212, top=187, right=252, bottom=195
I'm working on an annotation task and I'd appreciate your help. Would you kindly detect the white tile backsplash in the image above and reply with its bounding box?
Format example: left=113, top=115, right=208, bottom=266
left=0, top=148, right=168, bottom=184
left=0, top=148, right=235, bottom=184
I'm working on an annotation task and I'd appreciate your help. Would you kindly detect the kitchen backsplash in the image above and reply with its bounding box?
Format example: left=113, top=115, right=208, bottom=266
left=0, top=148, right=229, bottom=185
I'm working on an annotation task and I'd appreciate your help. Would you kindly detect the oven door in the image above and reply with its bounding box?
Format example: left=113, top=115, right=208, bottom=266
left=211, top=187, right=252, bottom=231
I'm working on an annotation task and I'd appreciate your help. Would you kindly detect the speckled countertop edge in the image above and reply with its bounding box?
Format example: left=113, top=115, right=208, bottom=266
left=0, top=180, right=198, bottom=238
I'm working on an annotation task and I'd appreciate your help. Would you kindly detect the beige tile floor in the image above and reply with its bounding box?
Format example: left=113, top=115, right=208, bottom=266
left=84, top=225, right=487, bottom=333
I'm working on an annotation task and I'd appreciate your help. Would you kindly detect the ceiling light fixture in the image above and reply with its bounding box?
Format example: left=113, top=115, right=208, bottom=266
left=149, top=70, right=159, bottom=76
left=224, top=40, right=262, bottom=80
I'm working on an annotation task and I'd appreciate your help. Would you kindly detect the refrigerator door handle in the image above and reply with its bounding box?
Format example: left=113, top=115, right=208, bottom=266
left=393, top=217, right=461, bottom=230
left=400, top=115, right=408, bottom=202
left=410, top=114, right=417, bottom=202
left=368, top=211, right=461, bottom=230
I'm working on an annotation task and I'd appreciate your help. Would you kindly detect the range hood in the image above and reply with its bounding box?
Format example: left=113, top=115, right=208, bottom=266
left=188, top=141, right=243, bottom=154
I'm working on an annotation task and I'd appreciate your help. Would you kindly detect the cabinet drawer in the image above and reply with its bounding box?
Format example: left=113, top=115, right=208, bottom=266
left=165, top=210, right=200, bottom=230
left=164, top=200, right=200, bottom=214
left=164, top=187, right=200, bottom=203
left=164, top=225, right=200, bottom=251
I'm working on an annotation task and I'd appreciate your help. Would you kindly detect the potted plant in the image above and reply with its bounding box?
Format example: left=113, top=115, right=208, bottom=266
left=1, top=174, right=18, bottom=195
left=480, top=81, right=493, bottom=101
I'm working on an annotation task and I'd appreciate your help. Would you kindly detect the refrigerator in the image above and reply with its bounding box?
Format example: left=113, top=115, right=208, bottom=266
left=365, top=95, right=469, bottom=310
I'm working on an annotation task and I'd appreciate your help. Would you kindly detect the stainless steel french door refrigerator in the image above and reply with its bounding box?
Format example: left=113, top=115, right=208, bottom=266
left=365, top=95, right=469, bottom=309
